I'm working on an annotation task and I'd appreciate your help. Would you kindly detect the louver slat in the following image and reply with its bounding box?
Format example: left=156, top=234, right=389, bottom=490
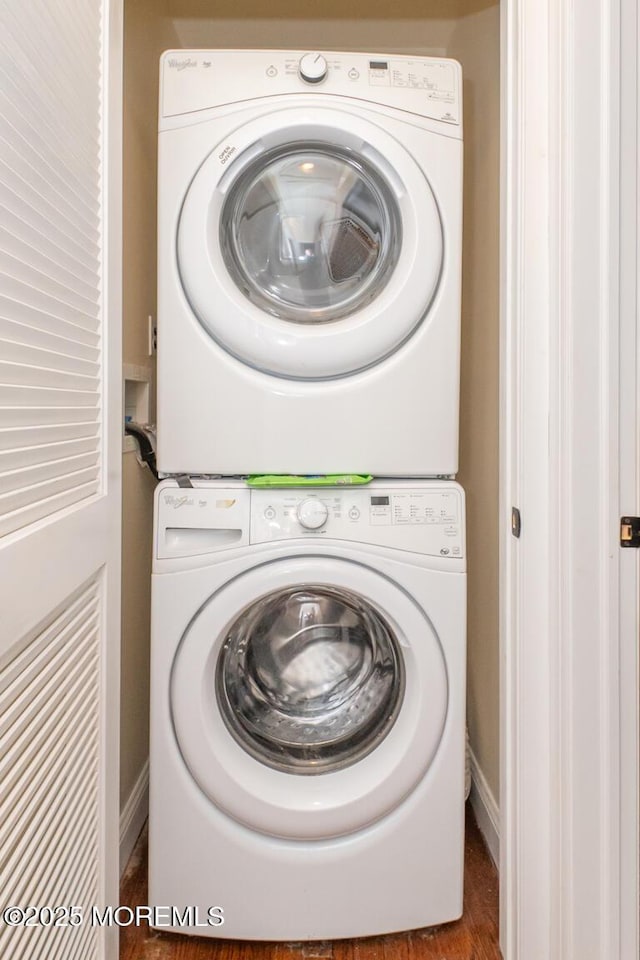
left=0, top=184, right=100, bottom=272
left=0, top=452, right=99, bottom=498
left=0, top=298, right=100, bottom=344
left=0, top=55, right=98, bottom=170
left=0, top=579, right=101, bottom=960
left=0, top=316, right=99, bottom=359
left=0, top=360, right=98, bottom=391
left=0, top=213, right=98, bottom=288
left=0, top=720, right=95, bottom=870
left=0, top=607, right=98, bottom=743
left=0, top=0, right=103, bottom=540
left=0, top=410, right=98, bottom=431
left=0, top=465, right=98, bottom=511
left=0, top=437, right=97, bottom=470
left=0, top=135, right=100, bottom=238
left=0, top=92, right=99, bottom=213
left=1, top=252, right=100, bottom=315
left=0, top=233, right=100, bottom=303
left=0, top=478, right=97, bottom=539
left=0, top=340, right=99, bottom=377
left=0, top=422, right=98, bottom=449
left=1, top=726, right=97, bottom=913
left=0, top=385, right=98, bottom=407
left=0, top=276, right=99, bottom=331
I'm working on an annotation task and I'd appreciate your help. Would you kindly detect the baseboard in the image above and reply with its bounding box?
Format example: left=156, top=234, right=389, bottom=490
left=119, top=758, right=149, bottom=877
left=468, top=747, right=500, bottom=869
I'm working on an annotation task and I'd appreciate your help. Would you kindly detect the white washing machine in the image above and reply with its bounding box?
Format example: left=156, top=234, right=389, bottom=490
left=157, top=50, right=463, bottom=477
left=150, top=478, right=466, bottom=940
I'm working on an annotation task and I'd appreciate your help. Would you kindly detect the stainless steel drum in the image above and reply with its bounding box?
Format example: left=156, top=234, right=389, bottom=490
left=216, top=585, right=405, bottom=774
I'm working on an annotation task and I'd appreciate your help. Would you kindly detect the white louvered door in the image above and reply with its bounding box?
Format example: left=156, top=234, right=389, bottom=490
left=0, top=1, right=122, bottom=959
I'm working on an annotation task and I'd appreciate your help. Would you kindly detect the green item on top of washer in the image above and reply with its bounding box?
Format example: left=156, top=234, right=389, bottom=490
left=245, top=474, right=373, bottom=488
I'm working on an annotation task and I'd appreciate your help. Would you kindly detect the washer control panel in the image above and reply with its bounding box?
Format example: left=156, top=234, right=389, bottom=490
left=160, top=49, right=462, bottom=128
left=250, top=484, right=465, bottom=558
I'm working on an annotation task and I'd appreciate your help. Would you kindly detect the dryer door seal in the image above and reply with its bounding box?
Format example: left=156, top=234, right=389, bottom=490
left=170, top=555, right=448, bottom=840
left=177, top=107, right=443, bottom=379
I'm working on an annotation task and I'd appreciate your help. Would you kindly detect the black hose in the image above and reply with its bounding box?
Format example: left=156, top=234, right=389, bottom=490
left=125, top=422, right=159, bottom=480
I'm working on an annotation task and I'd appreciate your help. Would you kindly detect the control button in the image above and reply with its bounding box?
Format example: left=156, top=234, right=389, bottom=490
left=348, top=506, right=361, bottom=520
left=264, top=506, right=276, bottom=520
left=298, top=53, right=328, bottom=84
left=440, top=547, right=451, bottom=556
left=348, top=68, right=360, bottom=80
left=296, top=498, right=328, bottom=529
left=266, top=65, right=278, bottom=78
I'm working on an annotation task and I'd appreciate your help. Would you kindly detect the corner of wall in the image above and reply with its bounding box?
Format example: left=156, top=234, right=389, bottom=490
left=469, top=745, right=500, bottom=868
left=119, top=0, right=180, bottom=851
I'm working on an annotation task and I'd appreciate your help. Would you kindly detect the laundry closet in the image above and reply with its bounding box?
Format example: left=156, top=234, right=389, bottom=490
left=120, top=0, right=500, bottom=894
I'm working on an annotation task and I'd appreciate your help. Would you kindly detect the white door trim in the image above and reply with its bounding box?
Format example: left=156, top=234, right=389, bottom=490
left=500, top=2, right=556, bottom=954
left=501, top=1, right=639, bottom=958
left=618, top=0, right=640, bottom=954
left=100, top=0, right=123, bottom=954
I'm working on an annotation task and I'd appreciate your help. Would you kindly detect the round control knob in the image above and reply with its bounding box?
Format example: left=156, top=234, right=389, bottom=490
left=298, top=53, right=328, bottom=84
left=296, top=498, right=328, bottom=529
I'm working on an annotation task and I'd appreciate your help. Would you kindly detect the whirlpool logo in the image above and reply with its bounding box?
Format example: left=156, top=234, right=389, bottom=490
left=163, top=495, right=236, bottom=509
left=163, top=495, right=193, bottom=509
left=166, top=57, right=198, bottom=72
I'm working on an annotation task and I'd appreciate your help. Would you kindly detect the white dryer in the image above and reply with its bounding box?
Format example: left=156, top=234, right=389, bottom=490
left=150, top=478, right=466, bottom=940
left=157, top=50, right=463, bottom=477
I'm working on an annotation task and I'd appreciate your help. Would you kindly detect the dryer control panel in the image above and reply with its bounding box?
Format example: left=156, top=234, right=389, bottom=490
left=160, top=49, right=462, bottom=129
left=250, top=484, right=465, bottom=558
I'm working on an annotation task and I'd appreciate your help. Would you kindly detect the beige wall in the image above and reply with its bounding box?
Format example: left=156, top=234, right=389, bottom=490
left=451, top=5, right=501, bottom=801
left=120, top=0, right=178, bottom=810
left=166, top=0, right=480, bottom=56
left=120, top=0, right=500, bottom=810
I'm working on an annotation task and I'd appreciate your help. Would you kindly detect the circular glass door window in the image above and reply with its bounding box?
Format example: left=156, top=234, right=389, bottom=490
left=219, top=144, right=402, bottom=324
left=216, top=584, right=404, bottom=774
left=177, top=109, right=445, bottom=379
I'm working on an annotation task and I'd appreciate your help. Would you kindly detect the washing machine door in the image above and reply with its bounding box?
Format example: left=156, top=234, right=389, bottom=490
left=177, top=108, right=443, bottom=379
left=171, top=555, right=448, bottom=839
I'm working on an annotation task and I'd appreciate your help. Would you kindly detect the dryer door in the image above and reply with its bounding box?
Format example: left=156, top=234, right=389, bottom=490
left=170, top=555, right=448, bottom=839
left=177, top=108, right=443, bottom=379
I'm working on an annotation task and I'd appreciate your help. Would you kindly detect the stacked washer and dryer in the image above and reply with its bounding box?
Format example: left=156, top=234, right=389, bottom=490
left=151, top=49, right=466, bottom=940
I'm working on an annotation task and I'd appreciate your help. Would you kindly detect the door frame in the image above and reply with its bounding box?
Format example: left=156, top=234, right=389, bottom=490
left=500, top=0, right=639, bottom=958
left=101, top=0, right=123, bottom=955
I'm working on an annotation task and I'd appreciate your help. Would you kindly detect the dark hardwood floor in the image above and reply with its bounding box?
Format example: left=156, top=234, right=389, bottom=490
left=119, top=806, right=501, bottom=960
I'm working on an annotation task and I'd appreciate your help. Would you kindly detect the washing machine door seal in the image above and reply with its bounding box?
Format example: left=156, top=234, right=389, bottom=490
left=170, top=555, right=448, bottom=840
left=177, top=107, right=443, bottom=379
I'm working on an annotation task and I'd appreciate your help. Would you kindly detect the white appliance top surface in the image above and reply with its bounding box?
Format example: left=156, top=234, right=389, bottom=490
left=155, top=479, right=465, bottom=561
left=160, top=49, right=462, bottom=128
